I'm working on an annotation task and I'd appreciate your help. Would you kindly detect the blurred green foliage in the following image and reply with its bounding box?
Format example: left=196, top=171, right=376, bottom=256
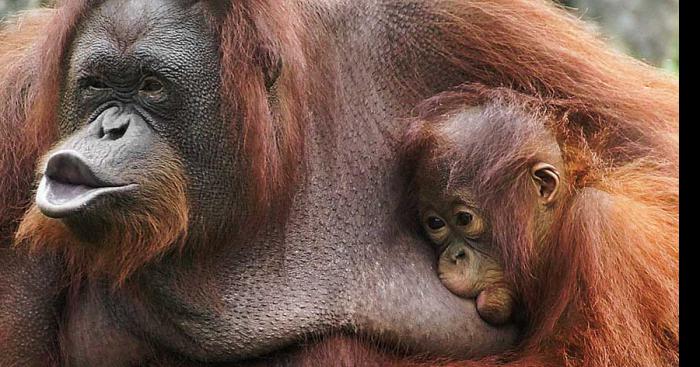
left=560, top=0, right=679, bottom=75
left=661, top=34, right=679, bottom=75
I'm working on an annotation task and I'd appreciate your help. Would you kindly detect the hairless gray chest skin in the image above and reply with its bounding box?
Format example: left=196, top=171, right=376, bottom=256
left=7, top=1, right=519, bottom=365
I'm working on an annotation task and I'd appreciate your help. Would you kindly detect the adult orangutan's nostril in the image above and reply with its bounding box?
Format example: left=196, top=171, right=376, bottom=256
left=104, top=124, right=128, bottom=140
left=101, top=117, right=130, bottom=141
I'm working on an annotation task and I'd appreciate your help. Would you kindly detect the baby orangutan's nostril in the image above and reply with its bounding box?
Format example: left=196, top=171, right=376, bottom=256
left=453, top=248, right=467, bottom=263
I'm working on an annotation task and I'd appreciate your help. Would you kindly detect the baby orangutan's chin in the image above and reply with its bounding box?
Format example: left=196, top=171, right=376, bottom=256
left=15, top=196, right=189, bottom=287
left=438, top=270, right=479, bottom=298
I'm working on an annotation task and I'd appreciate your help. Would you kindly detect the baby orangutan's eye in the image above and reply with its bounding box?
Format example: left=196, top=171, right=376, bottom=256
left=456, top=211, right=473, bottom=226
left=452, top=206, right=486, bottom=238
left=427, top=216, right=446, bottom=230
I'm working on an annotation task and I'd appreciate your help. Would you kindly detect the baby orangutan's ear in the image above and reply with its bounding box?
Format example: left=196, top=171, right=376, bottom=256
left=531, top=162, right=560, bottom=205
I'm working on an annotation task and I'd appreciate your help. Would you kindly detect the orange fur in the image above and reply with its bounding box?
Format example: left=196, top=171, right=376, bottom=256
left=401, top=87, right=678, bottom=367
left=0, top=9, right=55, bottom=245
left=1, top=3, right=192, bottom=290
left=0, top=0, right=678, bottom=366
left=217, top=0, right=309, bottom=228
left=15, top=145, right=189, bottom=286
left=421, top=0, right=678, bottom=194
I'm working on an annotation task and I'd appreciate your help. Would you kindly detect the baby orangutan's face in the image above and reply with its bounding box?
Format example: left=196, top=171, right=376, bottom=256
left=418, top=183, right=515, bottom=325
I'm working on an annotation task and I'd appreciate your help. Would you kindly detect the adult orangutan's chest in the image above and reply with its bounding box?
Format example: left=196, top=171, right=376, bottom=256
left=62, top=291, right=152, bottom=366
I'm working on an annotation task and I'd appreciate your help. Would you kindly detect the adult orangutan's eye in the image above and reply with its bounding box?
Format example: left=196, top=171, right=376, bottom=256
left=140, top=77, right=164, bottom=94
left=427, top=216, right=446, bottom=230
left=139, top=77, right=165, bottom=100
left=83, top=77, right=109, bottom=91
left=456, top=211, right=473, bottom=226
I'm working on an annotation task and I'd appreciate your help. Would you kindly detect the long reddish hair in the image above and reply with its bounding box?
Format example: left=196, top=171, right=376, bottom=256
left=0, top=0, right=678, bottom=366
left=401, top=86, right=677, bottom=366
left=0, top=3, right=91, bottom=244
left=0, top=0, right=310, bottom=242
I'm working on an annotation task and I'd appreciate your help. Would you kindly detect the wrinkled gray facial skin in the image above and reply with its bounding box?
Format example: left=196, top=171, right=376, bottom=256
left=49, top=1, right=518, bottom=365
left=54, top=0, right=234, bottom=239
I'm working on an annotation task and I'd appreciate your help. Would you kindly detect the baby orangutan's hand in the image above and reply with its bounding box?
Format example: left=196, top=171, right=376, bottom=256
left=476, top=285, right=515, bottom=325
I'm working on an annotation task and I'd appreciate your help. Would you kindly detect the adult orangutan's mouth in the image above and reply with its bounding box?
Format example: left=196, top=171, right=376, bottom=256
left=36, top=150, right=137, bottom=218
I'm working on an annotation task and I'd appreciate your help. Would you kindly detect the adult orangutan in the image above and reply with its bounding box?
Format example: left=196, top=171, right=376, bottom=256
left=0, top=1, right=677, bottom=367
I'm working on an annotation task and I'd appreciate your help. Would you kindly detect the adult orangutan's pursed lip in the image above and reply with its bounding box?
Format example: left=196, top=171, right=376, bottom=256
left=35, top=150, right=137, bottom=218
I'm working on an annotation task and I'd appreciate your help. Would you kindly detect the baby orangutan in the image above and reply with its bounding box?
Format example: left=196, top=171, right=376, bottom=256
left=404, top=96, right=565, bottom=326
